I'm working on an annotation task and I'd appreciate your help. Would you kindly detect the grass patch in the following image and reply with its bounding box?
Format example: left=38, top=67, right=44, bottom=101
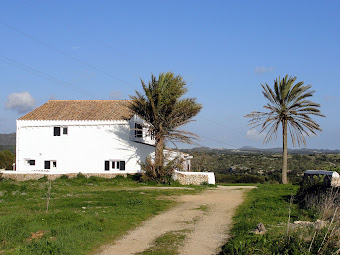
left=195, top=204, right=209, bottom=212
left=139, top=230, right=189, bottom=255
left=217, top=183, right=259, bottom=186
left=0, top=176, right=203, bottom=255
left=219, top=184, right=339, bottom=254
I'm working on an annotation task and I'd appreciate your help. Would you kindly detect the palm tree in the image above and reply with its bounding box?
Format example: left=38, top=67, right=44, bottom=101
left=245, top=75, right=325, bottom=184
left=129, top=72, right=202, bottom=182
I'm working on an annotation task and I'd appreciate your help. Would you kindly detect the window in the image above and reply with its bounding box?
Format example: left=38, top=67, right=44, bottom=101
left=135, top=123, right=143, bottom=138
left=104, top=160, right=126, bottom=171
left=105, top=161, right=110, bottom=171
left=150, top=130, right=155, bottom=140
left=26, top=159, right=35, bottom=166
left=119, top=161, right=125, bottom=171
left=54, top=127, right=68, bottom=136
left=45, top=160, right=56, bottom=169
left=54, top=127, right=60, bottom=136
left=45, top=161, right=50, bottom=169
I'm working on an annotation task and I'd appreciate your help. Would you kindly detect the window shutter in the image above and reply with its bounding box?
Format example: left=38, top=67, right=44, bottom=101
left=105, top=161, right=110, bottom=171
left=120, top=161, right=125, bottom=171
left=63, top=127, right=68, bottom=135
left=45, top=161, right=50, bottom=169
left=112, top=161, right=115, bottom=169
left=54, top=127, right=60, bottom=136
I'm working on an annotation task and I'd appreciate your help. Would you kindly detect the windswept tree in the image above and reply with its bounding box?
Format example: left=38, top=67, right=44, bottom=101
left=129, top=72, right=202, bottom=182
left=245, top=75, right=325, bottom=184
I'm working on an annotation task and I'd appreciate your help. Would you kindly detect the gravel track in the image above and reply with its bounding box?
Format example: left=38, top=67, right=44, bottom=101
left=96, top=185, right=255, bottom=255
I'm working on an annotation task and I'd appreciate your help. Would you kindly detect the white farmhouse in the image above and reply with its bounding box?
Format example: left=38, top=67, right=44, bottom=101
left=16, top=100, right=192, bottom=174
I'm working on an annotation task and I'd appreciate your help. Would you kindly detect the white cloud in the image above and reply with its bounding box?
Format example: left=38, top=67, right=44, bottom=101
left=255, top=66, right=273, bottom=74
left=109, top=90, right=122, bottom=99
left=5, top=92, right=36, bottom=113
left=246, top=129, right=266, bottom=140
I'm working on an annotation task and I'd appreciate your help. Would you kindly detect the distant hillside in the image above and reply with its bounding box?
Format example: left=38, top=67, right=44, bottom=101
left=0, top=133, right=16, bottom=146
left=239, top=146, right=340, bottom=154
left=184, top=146, right=340, bottom=154
left=0, top=133, right=16, bottom=154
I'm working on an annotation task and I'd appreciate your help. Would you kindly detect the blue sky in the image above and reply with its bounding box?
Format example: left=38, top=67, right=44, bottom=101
left=0, top=1, right=339, bottom=149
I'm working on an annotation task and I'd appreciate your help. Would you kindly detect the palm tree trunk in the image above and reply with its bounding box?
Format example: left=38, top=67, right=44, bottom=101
left=282, top=120, right=288, bottom=184
left=155, top=136, right=164, bottom=177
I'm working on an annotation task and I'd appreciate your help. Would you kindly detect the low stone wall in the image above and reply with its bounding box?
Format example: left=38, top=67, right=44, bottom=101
left=331, top=177, right=340, bottom=187
left=303, top=170, right=340, bottom=187
left=0, top=171, right=128, bottom=181
left=173, top=171, right=215, bottom=185
left=0, top=170, right=216, bottom=185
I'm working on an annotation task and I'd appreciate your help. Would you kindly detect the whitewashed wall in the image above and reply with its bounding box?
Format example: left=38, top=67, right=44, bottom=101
left=16, top=119, right=155, bottom=173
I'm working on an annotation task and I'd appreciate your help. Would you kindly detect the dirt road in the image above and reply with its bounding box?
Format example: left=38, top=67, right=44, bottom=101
left=96, top=186, right=255, bottom=255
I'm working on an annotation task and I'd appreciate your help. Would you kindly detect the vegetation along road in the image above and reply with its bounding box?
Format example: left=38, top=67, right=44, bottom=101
left=97, top=185, right=255, bottom=255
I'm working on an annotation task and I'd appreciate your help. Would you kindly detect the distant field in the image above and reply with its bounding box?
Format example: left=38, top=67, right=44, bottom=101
left=0, top=175, right=204, bottom=255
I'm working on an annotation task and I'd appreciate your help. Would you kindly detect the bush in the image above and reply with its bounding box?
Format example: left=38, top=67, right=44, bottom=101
left=0, top=150, right=15, bottom=170
left=216, top=174, right=265, bottom=184
left=235, top=174, right=265, bottom=184
left=59, top=174, right=69, bottom=180
left=76, top=173, right=86, bottom=179
left=297, top=179, right=339, bottom=221
left=38, top=176, right=48, bottom=182
left=215, top=174, right=237, bottom=183
left=139, top=156, right=180, bottom=184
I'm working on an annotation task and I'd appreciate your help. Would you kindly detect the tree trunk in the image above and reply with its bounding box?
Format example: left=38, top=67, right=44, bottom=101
left=155, top=136, right=164, bottom=178
left=282, top=120, right=288, bottom=184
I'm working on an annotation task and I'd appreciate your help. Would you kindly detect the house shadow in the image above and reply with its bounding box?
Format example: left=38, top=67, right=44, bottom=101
left=106, top=124, right=155, bottom=168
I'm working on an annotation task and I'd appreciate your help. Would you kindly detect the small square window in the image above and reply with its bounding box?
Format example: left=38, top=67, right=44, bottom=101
left=119, top=161, right=125, bottom=171
left=45, top=161, right=50, bottom=169
left=105, top=161, right=110, bottom=171
left=54, top=127, right=60, bottom=136
left=52, top=161, right=57, bottom=168
left=27, top=160, right=35, bottom=165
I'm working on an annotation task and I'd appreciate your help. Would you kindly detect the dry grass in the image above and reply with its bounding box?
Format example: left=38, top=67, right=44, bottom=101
left=305, top=188, right=339, bottom=221
left=305, top=187, right=340, bottom=252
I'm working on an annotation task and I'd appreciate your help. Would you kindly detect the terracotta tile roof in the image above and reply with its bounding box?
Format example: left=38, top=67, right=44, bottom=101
left=19, top=100, right=134, bottom=121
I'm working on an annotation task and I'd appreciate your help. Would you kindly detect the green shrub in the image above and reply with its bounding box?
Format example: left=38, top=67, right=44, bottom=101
left=76, top=173, right=86, bottom=179
left=0, top=150, right=15, bottom=170
left=139, top=156, right=182, bottom=184
left=38, top=176, right=48, bottom=182
left=216, top=174, right=265, bottom=184
left=59, top=174, right=69, bottom=180
left=235, top=174, right=265, bottom=184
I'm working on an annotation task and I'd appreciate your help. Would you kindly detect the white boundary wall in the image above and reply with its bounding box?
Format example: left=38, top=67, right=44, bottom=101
left=173, top=170, right=215, bottom=185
